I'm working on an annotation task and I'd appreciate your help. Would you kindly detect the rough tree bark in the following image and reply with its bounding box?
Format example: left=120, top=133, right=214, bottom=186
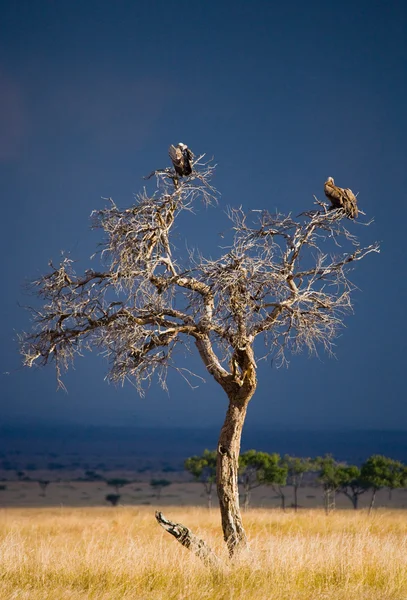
left=217, top=349, right=257, bottom=554
left=155, top=511, right=221, bottom=568
left=217, top=395, right=251, bottom=553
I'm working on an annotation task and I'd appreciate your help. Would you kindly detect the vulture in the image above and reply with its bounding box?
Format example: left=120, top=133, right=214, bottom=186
left=324, top=177, right=358, bottom=219
left=168, top=143, right=193, bottom=177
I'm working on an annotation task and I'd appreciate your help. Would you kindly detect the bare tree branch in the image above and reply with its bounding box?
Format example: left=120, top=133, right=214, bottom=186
left=20, top=155, right=379, bottom=392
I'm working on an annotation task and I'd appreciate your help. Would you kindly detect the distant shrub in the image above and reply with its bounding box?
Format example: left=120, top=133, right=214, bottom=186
left=106, top=478, right=130, bottom=493
left=84, top=470, right=104, bottom=481
left=0, top=484, right=7, bottom=491
left=105, top=494, right=120, bottom=506
left=38, top=480, right=50, bottom=496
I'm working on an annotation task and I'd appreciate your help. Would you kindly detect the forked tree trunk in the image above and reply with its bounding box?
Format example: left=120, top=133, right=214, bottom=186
left=272, top=485, right=286, bottom=511
left=156, top=343, right=257, bottom=560
left=343, top=490, right=359, bottom=510
left=156, top=391, right=254, bottom=561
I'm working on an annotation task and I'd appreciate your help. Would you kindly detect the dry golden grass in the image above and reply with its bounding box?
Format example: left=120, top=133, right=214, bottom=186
left=1, top=506, right=406, bottom=599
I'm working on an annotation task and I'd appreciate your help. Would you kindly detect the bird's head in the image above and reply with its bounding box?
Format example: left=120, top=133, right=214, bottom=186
left=178, top=143, right=188, bottom=150
left=326, top=176, right=335, bottom=184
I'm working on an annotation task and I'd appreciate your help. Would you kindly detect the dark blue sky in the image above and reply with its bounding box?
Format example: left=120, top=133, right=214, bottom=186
left=1, top=0, right=406, bottom=430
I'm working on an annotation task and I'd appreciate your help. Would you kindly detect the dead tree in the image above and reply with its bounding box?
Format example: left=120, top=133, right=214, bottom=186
left=20, top=148, right=378, bottom=559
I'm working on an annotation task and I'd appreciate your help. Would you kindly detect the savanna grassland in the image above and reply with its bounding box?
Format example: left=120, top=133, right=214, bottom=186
left=1, top=506, right=407, bottom=600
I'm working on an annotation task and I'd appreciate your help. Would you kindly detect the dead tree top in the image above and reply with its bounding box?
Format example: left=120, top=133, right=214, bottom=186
left=20, top=149, right=379, bottom=393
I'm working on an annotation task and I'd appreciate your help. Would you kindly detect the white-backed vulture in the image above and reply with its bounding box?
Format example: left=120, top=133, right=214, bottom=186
left=324, top=177, right=358, bottom=219
left=168, top=143, right=193, bottom=177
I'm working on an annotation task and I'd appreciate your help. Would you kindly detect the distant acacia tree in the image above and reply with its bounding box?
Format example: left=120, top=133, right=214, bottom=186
left=106, top=478, right=130, bottom=494
left=150, top=479, right=171, bottom=500
left=335, top=465, right=368, bottom=509
left=283, top=455, right=313, bottom=511
left=385, top=458, right=407, bottom=501
left=84, top=470, right=104, bottom=482
left=239, top=450, right=271, bottom=510
left=20, top=146, right=378, bottom=562
left=238, top=450, right=287, bottom=510
left=262, top=454, right=288, bottom=510
left=361, top=455, right=406, bottom=512
left=185, top=450, right=217, bottom=509
left=315, top=455, right=343, bottom=513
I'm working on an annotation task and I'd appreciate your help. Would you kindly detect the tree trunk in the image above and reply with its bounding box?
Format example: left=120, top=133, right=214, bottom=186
left=204, top=481, right=213, bottom=509
left=243, top=486, right=250, bottom=511
left=324, top=490, right=329, bottom=514
left=324, top=488, right=335, bottom=514
left=273, top=485, right=286, bottom=511
left=217, top=396, right=251, bottom=556
left=280, top=489, right=286, bottom=511
left=369, top=489, right=376, bottom=514
left=207, top=491, right=212, bottom=510
left=158, top=340, right=256, bottom=559
left=342, top=489, right=359, bottom=510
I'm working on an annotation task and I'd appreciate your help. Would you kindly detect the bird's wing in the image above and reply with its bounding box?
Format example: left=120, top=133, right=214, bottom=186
left=343, top=188, right=358, bottom=218
left=343, top=188, right=357, bottom=202
left=169, top=145, right=183, bottom=166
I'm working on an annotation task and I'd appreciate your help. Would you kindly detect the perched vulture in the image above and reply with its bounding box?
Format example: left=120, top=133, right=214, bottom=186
left=324, top=177, right=358, bottom=219
left=168, top=143, right=193, bottom=177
